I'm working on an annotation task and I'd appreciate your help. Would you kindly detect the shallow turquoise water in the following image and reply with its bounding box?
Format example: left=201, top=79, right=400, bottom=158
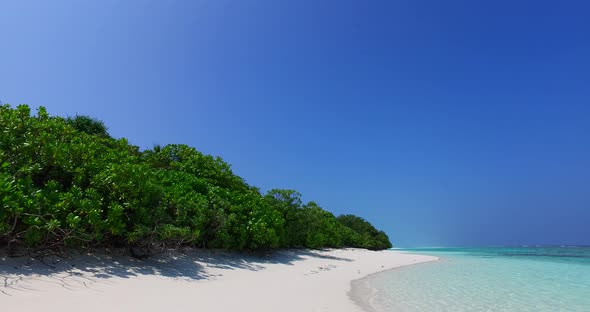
left=356, top=247, right=590, bottom=312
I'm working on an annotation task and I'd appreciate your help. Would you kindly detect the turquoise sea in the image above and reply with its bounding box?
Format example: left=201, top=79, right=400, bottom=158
left=352, top=247, right=590, bottom=312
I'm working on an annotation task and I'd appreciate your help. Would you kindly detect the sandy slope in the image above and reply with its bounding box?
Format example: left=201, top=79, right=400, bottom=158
left=1, top=248, right=436, bottom=312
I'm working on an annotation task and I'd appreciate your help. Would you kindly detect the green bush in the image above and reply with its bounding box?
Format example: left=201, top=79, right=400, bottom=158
left=336, top=214, right=393, bottom=250
left=0, top=104, right=392, bottom=254
left=65, top=115, right=110, bottom=138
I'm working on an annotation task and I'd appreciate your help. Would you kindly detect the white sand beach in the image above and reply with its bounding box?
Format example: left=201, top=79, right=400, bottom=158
left=1, top=248, right=436, bottom=312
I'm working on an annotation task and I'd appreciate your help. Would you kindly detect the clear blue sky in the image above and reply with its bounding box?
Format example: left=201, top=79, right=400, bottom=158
left=2, top=0, right=589, bottom=247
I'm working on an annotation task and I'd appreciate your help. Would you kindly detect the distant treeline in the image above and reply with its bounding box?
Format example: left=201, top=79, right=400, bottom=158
left=0, top=105, right=392, bottom=256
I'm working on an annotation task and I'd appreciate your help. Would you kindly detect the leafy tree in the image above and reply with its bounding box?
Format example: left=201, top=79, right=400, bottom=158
left=65, top=115, right=110, bottom=138
left=336, top=214, right=392, bottom=250
left=301, top=202, right=343, bottom=248
left=264, top=189, right=304, bottom=246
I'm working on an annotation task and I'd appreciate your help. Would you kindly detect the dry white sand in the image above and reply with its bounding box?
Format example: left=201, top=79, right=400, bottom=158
left=1, top=248, right=436, bottom=312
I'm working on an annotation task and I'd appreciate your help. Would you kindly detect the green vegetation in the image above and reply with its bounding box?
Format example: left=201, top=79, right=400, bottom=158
left=65, top=115, right=110, bottom=138
left=0, top=104, right=392, bottom=255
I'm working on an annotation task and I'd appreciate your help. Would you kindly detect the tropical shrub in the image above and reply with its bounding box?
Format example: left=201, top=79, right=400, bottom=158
left=0, top=104, right=392, bottom=255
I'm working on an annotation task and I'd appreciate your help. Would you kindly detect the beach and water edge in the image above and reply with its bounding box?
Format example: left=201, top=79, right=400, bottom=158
left=1, top=248, right=436, bottom=312
left=351, top=247, right=590, bottom=312
left=6, top=247, right=587, bottom=311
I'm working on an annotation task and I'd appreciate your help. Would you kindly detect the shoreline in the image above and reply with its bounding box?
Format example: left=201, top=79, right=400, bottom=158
left=349, top=255, right=440, bottom=312
left=1, top=248, right=437, bottom=311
